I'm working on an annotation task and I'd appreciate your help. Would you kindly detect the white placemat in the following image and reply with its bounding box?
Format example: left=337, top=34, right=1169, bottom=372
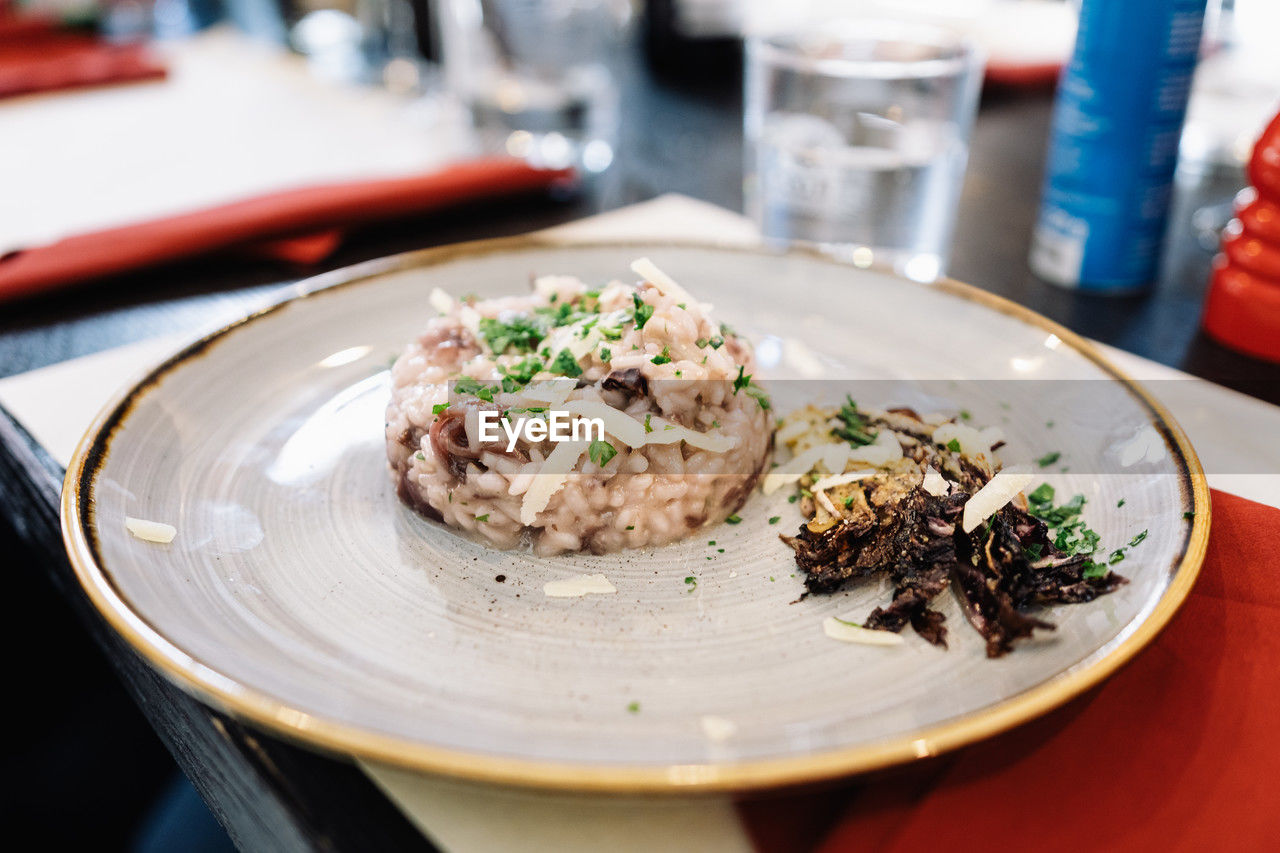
left=0, top=27, right=471, bottom=254
left=2, top=193, right=1276, bottom=852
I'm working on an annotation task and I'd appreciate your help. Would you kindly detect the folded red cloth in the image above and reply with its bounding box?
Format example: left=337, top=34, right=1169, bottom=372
left=0, top=158, right=573, bottom=303
left=0, top=11, right=166, bottom=100
left=740, top=488, right=1280, bottom=851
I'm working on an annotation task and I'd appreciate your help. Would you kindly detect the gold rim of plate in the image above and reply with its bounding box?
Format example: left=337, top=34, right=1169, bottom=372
left=61, top=236, right=1212, bottom=794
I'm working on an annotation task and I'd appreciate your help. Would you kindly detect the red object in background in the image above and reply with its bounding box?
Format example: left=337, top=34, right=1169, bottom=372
left=0, top=7, right=167, bottom=100
left=1203, top=111, right=1280, bottom=361
left=0, top=158, right=574, bottom=303
left=741, top=489, right=1280, bottom=853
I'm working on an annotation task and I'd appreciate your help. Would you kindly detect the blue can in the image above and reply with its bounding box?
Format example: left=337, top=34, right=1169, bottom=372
left=1029, top=0, right=1208, bottom=292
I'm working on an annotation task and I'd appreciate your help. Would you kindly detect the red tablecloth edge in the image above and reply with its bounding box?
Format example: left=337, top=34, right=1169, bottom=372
left=0, top=158, right=575, bottom=303
left=739, top=488, right=1280, bottom=852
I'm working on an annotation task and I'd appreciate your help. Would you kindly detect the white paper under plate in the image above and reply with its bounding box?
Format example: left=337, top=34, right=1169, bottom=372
left=62, top=239, right=1208, bottom=791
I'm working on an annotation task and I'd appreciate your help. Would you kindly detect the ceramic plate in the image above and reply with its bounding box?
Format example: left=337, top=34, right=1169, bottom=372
left=63, top=239, right=1209, bottom=792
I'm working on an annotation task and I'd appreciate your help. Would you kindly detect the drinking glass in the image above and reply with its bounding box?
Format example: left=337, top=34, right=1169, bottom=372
left=744, top=20, right=983, bottom=282
left=435, top=0, right=632, bottom=173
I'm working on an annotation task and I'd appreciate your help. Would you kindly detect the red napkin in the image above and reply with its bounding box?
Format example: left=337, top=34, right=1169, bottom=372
left=740, top=489, right=1280, bottom=851
left=0, top=158, right=573, bottom=304
left=0, top=9, right=167, bottom=100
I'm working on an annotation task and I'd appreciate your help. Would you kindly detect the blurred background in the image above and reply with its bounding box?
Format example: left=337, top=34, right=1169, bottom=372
left=3, top=0, right=1280, bottom=849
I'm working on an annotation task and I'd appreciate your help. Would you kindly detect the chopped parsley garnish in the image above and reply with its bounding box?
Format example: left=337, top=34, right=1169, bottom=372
left=474, top=514, right=489, bottom=522
left=600, top=325, right=623, bottom=340
left=843, top=495, right=855, bottom=509
left=432, top=403, right=449, bottom=415
left=1117, top=498, right=1126, bottom=508
left=1036, top=451, right=1062, bottom=468
left=534, top=301, right=577, bottom=327
left=834, top=397, right=876, bottom=447
left=588, top=439, right=617, bottom=467
left=725, top=514, right=742, bottom=524
left=959, top=409, right=972, bottom=421
left=479, top=316, right=543, bottom=354
left=696, top=334, right=725, bottom=349
left=1028, top=483, right=1055, bottom=504
left=626, top=701, right=640, bottom=713
left=684, top=576, right=697, bottom=592
left=599, top=346, right=612, bottom=362
left=768, top=516, right=781, bottom=524
left=788, top=495, right=798, bottom=504
left=946, top=438, right=962, bottom=453
left=550, top=348, right=583, bottom=377
left=632, top=293, right=654, bottom=329
left=1027, top=484, right=1101, bottom=559
left=452, top=377, right=496, bottom=402
left=651, top=346, right=672, bottom=365
left=708, top=540, right=716, bottom=546
left=625, top=525, right=634, bottom=530
left=1082, top=561, right=1109, bottom=580
left=1108, top=548, right=1127, bottom=564
left=725, top=367, right=769, bottom=409
left=643, top=414, right=653, bottom=433
left=1129, top=529, right=1148, bottom=547
left=711, top=419, right=721, bottom=428
left=497, top=356, right=543, bottom=390
left=414, top=451, right=425, bottom=460
left=1023, top=542, right=1043, bottom=561
left=1183, top=511, right=1195, bottom=520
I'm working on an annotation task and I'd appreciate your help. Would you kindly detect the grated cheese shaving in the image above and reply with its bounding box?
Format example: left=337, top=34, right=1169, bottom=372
left=761, top=442, right=852, bottom=494
left=847, top=429, right=903, bottom=467
left=921, top=466, right=950, bottom=497
left=532, top=274, right=584, bottom=302
left=815, top=489, right=840, bottom=517
left=125, top=517, right=177, bottom=544
left=520, top=439, right=589, bottom=524
left=543, top=573, right=617, bottom=598
left=811, top=468, right=878, bottom=493
left=932, top=422, right=1000, bottom=458
left=428, top=287, right=454, bottom=315
left=700, top=715, right=737, bottom=742
left=630, top=257, right=710, bottom=311
left=521, top=380, right=576, bottom=406
left=961, top=468, right=1035, bottom=533
left=822, top=617, right=905, bottom=646
left=457, top=305, right=482, bottom=339
left=642, top=419, right=738, bottom=452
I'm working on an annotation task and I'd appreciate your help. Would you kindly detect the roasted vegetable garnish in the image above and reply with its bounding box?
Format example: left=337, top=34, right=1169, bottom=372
left=777, top=402, right=1128, bottom=657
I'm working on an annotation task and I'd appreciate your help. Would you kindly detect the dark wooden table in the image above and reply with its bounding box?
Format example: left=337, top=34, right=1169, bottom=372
left=0, top=37, right=1273, bottom=852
